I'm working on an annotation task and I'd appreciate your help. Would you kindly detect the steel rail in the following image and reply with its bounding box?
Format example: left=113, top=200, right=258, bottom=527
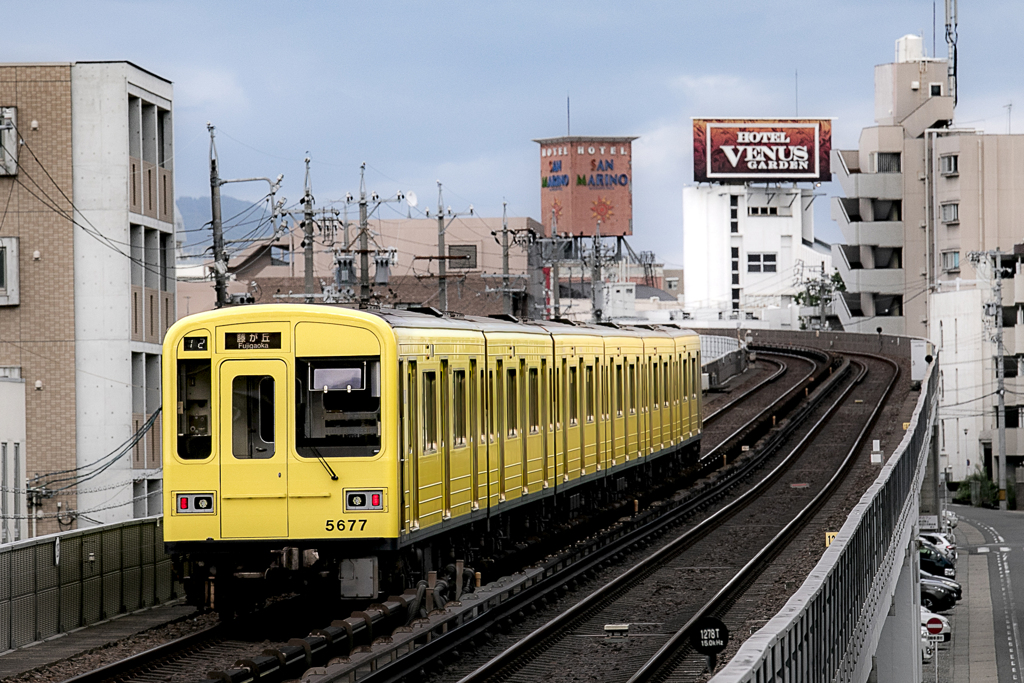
left=453, top=354, right=858, bottom=683
left=325, top=347, right=839, bottom=683
left=628, top=353, right=900, bottom=682
left=703, top=356, right=786, bottom=424
left=61, top=624, right=226, bottom=683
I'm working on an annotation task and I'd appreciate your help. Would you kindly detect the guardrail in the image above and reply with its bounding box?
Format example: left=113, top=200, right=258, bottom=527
left=712, top=352, right=936, bottom=682
left=701, top=335, right=740, bottom=364
left=0, top=516, right=179, bottom=652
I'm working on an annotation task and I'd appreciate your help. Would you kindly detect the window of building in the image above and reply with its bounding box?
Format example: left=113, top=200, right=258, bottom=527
left=730, top=195, right=739, bottom=233
left=748, top=206, right=778, bottom=216
left=747, top=253, right=777, bottom=273
left=875, top=152, right=901, bottom=173
left=941, top=203, right=959, bottom=223
left=231, top=376, right=275, bottom=459
left=506, top=368, right=518, bottom=436
left=270, top=245, right=290, bottom=265
left=1003, top=406, right=1020, bottom=430
left=942, top=251, right=960, bottom=272
left=453, top=369, right=467, bottom=446
left=449, top=244, right=477, bottom=269
left=666, top=277, right=679, bottom=291
left=940, top=155, right=959, bottom=175
left=732, top=288, right=741, bottom=310
left=930, top=83, right=943, bottom=97
left=0, top=237, right=19, bottom=305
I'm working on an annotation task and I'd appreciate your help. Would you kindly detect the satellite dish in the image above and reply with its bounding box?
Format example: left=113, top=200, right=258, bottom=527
left=406, top=191, right=418, bottom=208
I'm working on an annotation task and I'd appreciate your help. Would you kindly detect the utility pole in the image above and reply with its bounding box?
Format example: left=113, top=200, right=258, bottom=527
left=551, top=209, right=560, bottom=319
left=502, top=202, right=511, bottom=316
left=970, top=249, right=1008, bottom=510
left=302, top=157, right=315, bottom=303
left=359, top=164, right=371, bottom=306
left=591, top=220, right=603, bottom=322
left=437, top=182, right=448, bottom=312
left=208, top=124, right=228, bottom=308
left=819, top=261, right=828, bottom=331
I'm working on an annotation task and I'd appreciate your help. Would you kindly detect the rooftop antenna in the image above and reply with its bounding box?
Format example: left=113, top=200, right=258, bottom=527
left=1006, top=102, right=1013, bottom=134
left=945, top=0, right=958, bottom=105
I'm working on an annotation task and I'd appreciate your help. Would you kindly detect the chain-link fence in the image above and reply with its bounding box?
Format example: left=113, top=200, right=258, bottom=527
left=0, top=516, right=178, bottom=651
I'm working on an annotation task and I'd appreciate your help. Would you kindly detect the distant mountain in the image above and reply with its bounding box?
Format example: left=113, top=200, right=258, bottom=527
left=175, top=196, right=265, bottom=246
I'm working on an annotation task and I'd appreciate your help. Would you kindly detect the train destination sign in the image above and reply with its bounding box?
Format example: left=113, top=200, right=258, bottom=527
left=693, top=118, right=832, bottom=183
left=225, top=332, right=282, bottom=350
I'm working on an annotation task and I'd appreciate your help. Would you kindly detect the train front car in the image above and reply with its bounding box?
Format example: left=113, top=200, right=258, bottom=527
left=163, top=305, right=400, bottom=613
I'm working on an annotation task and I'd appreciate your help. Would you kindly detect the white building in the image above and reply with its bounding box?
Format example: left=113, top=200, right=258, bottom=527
left=683, top=185, right=832, bottom=324
left=0, top=62, right=174, bottom=535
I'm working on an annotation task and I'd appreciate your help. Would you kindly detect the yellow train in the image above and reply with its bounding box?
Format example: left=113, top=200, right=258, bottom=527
left=163, top=304, right=702, bottom=610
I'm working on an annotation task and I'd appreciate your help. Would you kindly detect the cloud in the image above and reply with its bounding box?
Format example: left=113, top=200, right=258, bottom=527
left=172, top=66, right=249, bottom=114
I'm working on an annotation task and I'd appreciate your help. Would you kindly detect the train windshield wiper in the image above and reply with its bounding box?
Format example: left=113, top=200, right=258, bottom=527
left=312, top=447, right=339, bottom=481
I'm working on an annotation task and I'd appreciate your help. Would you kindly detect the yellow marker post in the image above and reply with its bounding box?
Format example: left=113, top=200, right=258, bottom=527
left=825, top=532, right=838, bottom=547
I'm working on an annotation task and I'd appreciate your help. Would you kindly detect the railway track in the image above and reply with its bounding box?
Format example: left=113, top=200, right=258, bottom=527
left=454, top=352, right=898, bottom=683
left=64, top=345, right=835, bottom=683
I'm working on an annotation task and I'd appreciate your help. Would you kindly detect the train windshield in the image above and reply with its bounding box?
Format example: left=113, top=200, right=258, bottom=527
left=295, top=357, right=381, bottom=457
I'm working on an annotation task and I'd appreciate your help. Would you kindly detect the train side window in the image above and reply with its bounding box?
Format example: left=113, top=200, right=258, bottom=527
left=664, top=362, right=670, bottom=407
left=177, top=359, right=212, bottom=459
left=423, top=371, right=438, bottom=452
left=453, top=369, right=467, bottom=447
left=568, top=366, right=578, bottom=425
left=488, top=370, right=495, bottom=442
left=652, top=359, right=660, bottom=407
left=585, top=365, right=594, bottom=423
left=628, top=363, right=637, bottom=414
left=231, top=375, right=275, bottom=459
left=615, top=364, right=624, bottom=417
left=506, top=368, right=518, bottom=437
left=295, top=357, right=381, bottom=457
left=529, top=368, right=540, bottom=434
left=682, top=358, right=689, bottom=398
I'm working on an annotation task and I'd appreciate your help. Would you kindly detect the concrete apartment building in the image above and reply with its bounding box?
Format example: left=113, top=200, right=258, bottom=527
left=0, top=62, right=174, bottom=537
left=683, top=185, right=832, bottom=324
left=834, top=35, right=1024, bottom=485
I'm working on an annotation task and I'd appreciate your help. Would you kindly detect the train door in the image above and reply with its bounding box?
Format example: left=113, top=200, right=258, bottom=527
left=441, top=360, right=451, bottom=517
left=470, top=359, right=480, bottom=510
left=219, top=359, right=288, bottom=539
left=408, top=362, right=420, bottom=526
left=524, top=361, right=544, bottom=493
left=582, top=359, right=597, bottom=473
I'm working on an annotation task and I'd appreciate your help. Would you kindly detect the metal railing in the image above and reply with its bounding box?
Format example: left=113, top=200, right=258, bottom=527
left=712, top=355, right=937, bottom=682
left=0, top=516, right=179, bottom=652
left=701, top=335, right=740, bottom=364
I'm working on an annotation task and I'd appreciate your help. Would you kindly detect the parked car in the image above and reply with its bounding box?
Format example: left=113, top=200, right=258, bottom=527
left=943, top=509, right=958, bottom=530
left=920, top=539, right=956, bottom=567
left=921, top=578, right=957, bottom=612
left=920, top=606, right=952, bottom=642
left=921, top=570, right=962, bottom=601
left=920, top=532, right=957, bottom=560
left=921, top=626, right=934, bottom=662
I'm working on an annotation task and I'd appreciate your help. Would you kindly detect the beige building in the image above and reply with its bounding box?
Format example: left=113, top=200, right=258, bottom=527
left=0, top=62, right=174, bottom=535
left=834, top=35, right=1024, bottom=486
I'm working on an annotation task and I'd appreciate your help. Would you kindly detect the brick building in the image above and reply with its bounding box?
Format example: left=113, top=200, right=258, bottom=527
left=0, top=62, right=174, bottom=536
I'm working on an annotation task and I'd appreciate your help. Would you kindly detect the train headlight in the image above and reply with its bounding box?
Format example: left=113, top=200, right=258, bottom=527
left=176, top=493, right=215, bottom=514
left=346, top=490, right=384, bottom=511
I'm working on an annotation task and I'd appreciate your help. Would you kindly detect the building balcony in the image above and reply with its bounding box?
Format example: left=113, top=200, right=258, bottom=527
left=832, top=244, right=905, bottom=293
left=831, top=197, right=903, bottom=248
left=832, top=149, right=903, bottom=200
left=833, top=290, right=906, bottom=335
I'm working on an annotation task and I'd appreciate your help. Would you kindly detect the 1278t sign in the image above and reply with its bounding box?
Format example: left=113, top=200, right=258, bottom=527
left=225, top=332, right=282, bottom=350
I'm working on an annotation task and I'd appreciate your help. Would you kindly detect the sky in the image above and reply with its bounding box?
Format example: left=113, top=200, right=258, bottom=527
left=7, top=1, right=1024, bottom=269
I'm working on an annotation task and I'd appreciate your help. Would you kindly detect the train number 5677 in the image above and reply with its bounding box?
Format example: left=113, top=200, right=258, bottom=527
left=326, top=519, right=368, bottom=532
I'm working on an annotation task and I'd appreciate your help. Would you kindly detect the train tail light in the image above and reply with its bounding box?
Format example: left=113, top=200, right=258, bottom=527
left=346, top=490, right=385, bottom=511
left=176, top=493, right=215, bottom=514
